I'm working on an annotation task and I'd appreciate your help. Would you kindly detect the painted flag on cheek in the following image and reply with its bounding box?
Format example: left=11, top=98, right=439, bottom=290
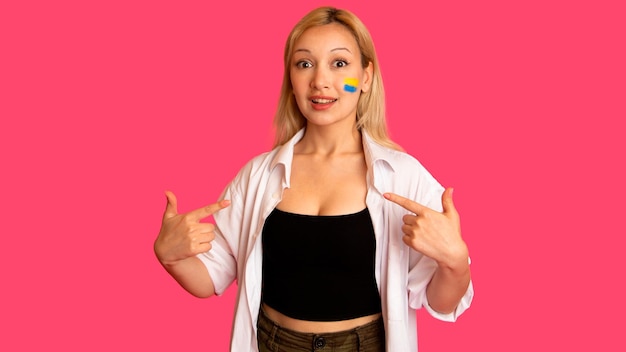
left=344, top=78, right=359, bottom=93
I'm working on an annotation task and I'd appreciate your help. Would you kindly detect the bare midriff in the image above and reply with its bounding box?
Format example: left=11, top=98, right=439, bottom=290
left=262, top=303, right=382, bottom=333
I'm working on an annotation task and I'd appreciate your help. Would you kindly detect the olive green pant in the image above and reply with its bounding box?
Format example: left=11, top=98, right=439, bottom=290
left=257, top=308, right=386, bottom=352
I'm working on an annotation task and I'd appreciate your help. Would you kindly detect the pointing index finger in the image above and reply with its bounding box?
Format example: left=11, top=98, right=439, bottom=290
left=383, top=193, right=426, bottom=214
left=188, top=199, right=231, bottom=221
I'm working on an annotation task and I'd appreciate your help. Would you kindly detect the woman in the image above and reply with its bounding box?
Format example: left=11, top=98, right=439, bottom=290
left=155, top=6, right=473, bottom=352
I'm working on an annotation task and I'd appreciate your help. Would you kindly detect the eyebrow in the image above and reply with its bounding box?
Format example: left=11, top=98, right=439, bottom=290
left=331, top=47, right=352, bottom=53
left=293, top=47, right=353, bottom=54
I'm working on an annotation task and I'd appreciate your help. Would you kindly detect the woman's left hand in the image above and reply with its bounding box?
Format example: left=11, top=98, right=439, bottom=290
left=384, top=188, right=468, bottom=270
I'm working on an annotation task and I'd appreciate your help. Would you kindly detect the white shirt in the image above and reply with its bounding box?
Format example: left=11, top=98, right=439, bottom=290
left=198, top=129, right=474, bottom=351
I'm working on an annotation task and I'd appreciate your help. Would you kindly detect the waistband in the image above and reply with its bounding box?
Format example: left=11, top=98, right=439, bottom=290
left=257, top=307, right=385, bottom=350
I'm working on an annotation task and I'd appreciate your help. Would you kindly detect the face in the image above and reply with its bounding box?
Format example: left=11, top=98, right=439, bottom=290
left=290, top=23, right=373, bottom=129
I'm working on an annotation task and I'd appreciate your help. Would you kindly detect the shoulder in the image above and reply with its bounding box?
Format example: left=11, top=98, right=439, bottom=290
left=366, top=137, right=434, bottom=177
left=222, top=131, right=301, bottom=197
left=234, top=129, right=302, bottom=179
left=366, top=139, right=444, bottom=208
left=385, top=149, right=440, bottom=191
left=228, top=149, right=279, bottom=188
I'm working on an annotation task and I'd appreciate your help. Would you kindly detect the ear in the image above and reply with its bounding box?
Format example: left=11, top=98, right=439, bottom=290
left=361, top=61, right=374, bottom=93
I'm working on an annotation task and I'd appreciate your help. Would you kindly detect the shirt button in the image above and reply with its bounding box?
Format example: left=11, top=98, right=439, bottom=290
left=314, top=337, right=326, bottom=349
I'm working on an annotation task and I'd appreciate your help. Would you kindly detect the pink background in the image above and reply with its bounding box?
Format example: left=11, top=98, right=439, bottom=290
left=1, top=0, right=624, bottom=350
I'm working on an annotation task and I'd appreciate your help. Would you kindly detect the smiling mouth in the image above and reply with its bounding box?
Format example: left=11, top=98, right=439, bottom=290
left=311, top=98, right=337, bottom=104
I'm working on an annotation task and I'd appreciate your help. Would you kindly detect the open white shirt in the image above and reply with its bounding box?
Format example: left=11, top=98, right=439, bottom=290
left=198, top=129, right=474, bottom=351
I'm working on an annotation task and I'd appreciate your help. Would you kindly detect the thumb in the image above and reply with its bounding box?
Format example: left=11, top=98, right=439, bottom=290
left=442, top=187, right=457, bottom=215
left=163, top=190, right=178, bottom=218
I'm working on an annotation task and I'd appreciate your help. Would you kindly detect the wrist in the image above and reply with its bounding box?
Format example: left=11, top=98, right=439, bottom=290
left=437, top=243, right=470, bottom=274
left=153, top=243, right=184, bottom=267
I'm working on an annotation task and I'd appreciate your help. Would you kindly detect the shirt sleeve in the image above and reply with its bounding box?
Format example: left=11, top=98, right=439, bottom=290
left=406, top=168, right=474, bottom=322
left=195, top=183, right=241, bottom=296
left=196, top=229, right=237, bottom=296
left=406, top=246, right=475, bottom=322
left=423, top=276, right=474, bottom=322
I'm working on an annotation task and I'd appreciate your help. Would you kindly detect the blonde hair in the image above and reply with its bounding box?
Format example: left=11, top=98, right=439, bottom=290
left=273, top=7, right=401, bottom=150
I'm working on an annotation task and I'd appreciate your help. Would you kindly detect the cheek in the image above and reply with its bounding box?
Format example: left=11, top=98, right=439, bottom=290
left=292, top=85, right=307, bottom=101
left=290, top=81, right=302, bottom=98
left=290, top=74, right=308, bottom=96
left=342, top=77, right=360, bottom=94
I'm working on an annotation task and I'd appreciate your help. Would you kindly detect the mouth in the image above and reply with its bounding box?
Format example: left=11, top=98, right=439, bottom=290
left=311, top=97, right=338, bottom=104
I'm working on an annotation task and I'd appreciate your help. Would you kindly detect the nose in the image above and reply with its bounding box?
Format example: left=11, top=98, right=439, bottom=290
left=310, top=67, right=330, bottom=90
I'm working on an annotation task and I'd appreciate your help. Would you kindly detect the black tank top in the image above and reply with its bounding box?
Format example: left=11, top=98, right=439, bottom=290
left=261, top=207, right=382, bottom=321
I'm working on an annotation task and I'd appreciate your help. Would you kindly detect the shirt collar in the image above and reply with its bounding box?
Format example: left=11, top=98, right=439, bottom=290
left=269, top=128, right=306, bottom=188
left=362, top=130, right=396, bottom=195
left=361, top=129, right=396, bottom=173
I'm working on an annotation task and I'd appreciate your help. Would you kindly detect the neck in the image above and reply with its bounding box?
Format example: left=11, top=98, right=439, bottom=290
left=297, top=123, right=362, bottom=156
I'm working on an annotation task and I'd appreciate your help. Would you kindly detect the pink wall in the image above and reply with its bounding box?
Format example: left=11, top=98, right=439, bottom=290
left=1, top=0, right=624, bottom=350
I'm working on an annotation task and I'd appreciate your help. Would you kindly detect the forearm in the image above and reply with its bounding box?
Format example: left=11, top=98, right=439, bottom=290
left=159, top=256, right=216, bottom=298
left=426, top=260, right=471, bottom=314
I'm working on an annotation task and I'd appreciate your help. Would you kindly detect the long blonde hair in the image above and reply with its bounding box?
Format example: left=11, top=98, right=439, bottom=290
left=273, top=7, right=401, bottom=150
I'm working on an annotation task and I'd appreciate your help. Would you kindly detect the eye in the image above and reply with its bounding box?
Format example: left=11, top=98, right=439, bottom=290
left=295, top=60, right=313, bottom=69
left=333, top=59, right=349, bottom=68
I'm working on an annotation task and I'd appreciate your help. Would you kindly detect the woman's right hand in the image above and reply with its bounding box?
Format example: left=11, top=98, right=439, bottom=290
left=154, top=191, right=230, bottom=266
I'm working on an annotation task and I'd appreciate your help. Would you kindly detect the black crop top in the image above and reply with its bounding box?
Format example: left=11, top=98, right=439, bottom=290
left=261, top=207, right=382, bottom=321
